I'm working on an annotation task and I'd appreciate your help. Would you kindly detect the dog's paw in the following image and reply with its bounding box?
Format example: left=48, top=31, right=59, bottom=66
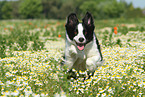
left=86, top=59, right=96, bottom=72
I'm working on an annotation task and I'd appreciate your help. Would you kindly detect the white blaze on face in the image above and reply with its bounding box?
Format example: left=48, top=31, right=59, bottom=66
left=74, top=23, right=86, bottom=51
left=74, top=23, right=86, bottom=43
left=77, top=23, right=84, bottom=37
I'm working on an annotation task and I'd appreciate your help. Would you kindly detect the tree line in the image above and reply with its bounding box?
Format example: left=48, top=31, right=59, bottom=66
left=0, top=0, right=144, bottom=20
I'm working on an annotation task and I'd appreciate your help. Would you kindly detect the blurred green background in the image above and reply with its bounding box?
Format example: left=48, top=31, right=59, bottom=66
left=0, top=0, right=144, bottom=20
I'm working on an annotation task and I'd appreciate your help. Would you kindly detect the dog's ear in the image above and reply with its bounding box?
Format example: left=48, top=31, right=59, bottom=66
left=65, top=13, right=79, bottom=27
left=82, top=12, right=94, bottom=27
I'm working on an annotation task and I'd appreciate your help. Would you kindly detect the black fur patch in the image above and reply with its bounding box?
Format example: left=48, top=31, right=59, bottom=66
left=82, top=12, right=95, bottom=44
left=65, top=13, right=79, bottom=40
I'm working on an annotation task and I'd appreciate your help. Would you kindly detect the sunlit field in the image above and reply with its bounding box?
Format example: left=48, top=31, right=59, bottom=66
left=0, top=19, right=145, bottom=97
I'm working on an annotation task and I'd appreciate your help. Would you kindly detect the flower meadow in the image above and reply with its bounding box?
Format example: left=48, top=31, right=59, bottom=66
left=0, top=19, right=145, bottom=97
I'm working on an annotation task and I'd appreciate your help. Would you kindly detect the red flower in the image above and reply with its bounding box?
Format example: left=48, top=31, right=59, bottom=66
left=114, top=30, right=117, bottom=34
left=29, top=22, right=32, bottom=25
left=44, top=26, right=47, bottom=28
left=58, top=34, right=61, bottom=38
left=4, top=28, right=7, bottom=30
left=57, top=22, right=60, bottom=25
left=114, top=27, right=117, bottom=30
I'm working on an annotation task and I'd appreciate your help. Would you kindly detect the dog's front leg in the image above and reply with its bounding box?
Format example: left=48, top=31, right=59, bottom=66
left=65, top=45, right=78, bottom=69
left=86, top=55, right=102, bottom=73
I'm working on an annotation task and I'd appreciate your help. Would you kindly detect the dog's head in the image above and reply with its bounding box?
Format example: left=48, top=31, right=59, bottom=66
left=65, top=12, right=95, bottom=51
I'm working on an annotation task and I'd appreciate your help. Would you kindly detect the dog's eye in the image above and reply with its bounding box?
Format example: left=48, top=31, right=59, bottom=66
left=74, top=32, right=77, bottom=35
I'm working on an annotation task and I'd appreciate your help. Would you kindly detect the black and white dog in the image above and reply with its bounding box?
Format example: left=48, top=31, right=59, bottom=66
left=64, top=12, right=103, bottom=76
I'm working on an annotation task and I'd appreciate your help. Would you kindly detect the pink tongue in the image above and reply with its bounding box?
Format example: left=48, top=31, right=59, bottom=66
left=77, top=45, right=84, bottom=50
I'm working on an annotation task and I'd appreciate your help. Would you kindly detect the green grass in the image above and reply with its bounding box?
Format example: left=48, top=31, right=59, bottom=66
left=0, top=18, right=145, bottom=96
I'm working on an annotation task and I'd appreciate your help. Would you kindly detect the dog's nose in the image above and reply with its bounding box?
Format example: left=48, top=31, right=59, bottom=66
left=79, top=37, right=84, bottom=42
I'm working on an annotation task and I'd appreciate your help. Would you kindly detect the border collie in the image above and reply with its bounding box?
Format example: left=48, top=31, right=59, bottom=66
left=64, top=12, right=103, bottom=77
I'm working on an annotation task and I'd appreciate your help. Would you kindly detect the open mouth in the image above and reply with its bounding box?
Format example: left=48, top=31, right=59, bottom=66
left=75, top=42, right=85, bottom=51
